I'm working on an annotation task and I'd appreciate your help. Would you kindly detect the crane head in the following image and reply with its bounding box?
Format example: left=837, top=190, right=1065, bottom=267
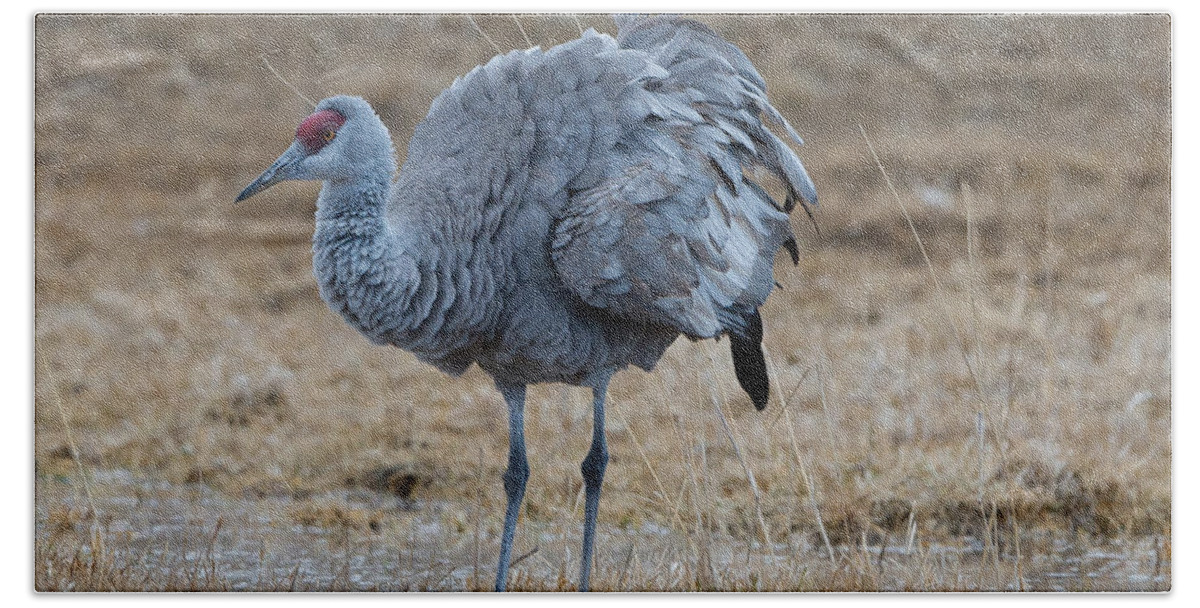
left=235, top=109, right=346, bottom=202
left=236, top=95, right=391, bottom=203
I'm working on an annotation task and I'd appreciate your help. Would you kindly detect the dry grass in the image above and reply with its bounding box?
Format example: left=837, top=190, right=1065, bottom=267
left=34, top=14, right=1170, bottom=591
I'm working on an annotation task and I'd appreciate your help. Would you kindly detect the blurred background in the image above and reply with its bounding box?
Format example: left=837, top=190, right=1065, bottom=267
left=34, top=14, right=1169, bottom=590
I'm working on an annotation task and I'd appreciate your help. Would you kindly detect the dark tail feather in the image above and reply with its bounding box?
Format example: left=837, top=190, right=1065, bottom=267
left=782, top=236, right=800, bottom=265
left=730, top=310, right=769, bottom=411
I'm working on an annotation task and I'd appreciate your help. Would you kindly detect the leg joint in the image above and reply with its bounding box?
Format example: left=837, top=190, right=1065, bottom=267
left=580, top=444, right=608, bottom=483
left=503, top=460, right=529, bottom=494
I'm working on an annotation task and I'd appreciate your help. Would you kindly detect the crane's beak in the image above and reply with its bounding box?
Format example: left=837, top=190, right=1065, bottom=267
left=235, top=141, right=306, bottom=203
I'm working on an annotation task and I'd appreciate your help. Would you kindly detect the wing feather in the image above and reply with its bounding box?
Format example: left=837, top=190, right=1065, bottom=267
left=550, top=16, right=816, bottom=338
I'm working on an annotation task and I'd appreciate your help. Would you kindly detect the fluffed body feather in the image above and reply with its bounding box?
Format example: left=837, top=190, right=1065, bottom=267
left=310, top=16, right=816, bottom=392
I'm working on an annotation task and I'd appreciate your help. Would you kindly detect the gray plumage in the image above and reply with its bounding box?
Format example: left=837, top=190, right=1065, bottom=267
left=237, top=15, right=816, bottom=591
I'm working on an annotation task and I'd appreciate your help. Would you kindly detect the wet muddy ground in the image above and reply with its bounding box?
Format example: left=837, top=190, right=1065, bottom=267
left=36, top=469, right=1169, bottom=591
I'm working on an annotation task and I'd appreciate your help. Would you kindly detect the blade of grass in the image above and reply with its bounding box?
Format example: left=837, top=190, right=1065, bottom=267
left=512, top=15, right=534, bottom=48
left=611, top=399, right=690, bottom=533
left=858, top=124, right=988, bottom=410
left=467, top=15, right=503, bottom=55
left=765, top=353, right=836, bottom=566
left=703, top=344, right=773, bottom=551
left=38, top=348, right=105, bottom=567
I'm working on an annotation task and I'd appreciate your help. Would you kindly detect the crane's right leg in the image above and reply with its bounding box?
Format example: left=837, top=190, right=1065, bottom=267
left=494, top=381, right=528, bottom=592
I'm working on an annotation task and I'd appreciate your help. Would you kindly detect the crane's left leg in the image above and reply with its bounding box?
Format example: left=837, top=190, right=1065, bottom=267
left=579, top=375, right=611, bottom=591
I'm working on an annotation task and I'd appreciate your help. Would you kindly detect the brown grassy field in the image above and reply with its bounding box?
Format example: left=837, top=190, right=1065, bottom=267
left=33, top=14, right=1170, bottom=591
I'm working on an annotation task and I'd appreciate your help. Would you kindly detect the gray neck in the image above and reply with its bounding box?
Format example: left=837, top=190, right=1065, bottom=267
left=312, top=173, right=423, bottom=346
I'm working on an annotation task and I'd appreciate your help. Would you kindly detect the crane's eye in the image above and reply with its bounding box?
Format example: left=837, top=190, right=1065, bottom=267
left=297, top=109, right=347, bottom=154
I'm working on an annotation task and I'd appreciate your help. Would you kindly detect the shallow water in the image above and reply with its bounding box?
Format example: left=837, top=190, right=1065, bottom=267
left=38, top=469, right=476, bottom=590
left=35, top=469, right=1169, bottom=592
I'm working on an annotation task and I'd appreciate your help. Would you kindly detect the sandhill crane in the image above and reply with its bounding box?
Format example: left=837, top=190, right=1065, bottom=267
left=236, top=14, right=816, bottom=591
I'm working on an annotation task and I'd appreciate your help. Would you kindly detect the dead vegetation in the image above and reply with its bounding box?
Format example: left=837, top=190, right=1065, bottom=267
left=34, top=14, right=1170, bottom=591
